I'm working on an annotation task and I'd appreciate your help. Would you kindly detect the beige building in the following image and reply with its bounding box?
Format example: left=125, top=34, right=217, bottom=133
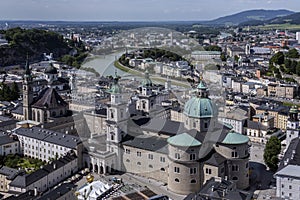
left=0, top=166, right=21, bottom=192
left=84, top=76, right=250, bottom=195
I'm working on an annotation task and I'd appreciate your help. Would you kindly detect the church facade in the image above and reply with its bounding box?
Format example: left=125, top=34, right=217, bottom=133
left=84, top=73, right=250, bottom=195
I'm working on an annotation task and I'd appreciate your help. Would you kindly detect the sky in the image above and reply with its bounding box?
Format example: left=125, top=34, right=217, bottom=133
left=0, top=0, right=299, bottom=21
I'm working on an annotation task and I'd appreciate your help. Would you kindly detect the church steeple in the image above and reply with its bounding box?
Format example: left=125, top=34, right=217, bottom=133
left=24, top=54, right=32, bottom=81
left=23, top=55, right=33, bottom=120
left=196, top=75, right=209, bottom=98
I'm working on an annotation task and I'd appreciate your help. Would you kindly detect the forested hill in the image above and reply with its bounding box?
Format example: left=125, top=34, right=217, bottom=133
left=206, top=9, right=294, bottom=25
left=0, top=27, right=71, bottom=67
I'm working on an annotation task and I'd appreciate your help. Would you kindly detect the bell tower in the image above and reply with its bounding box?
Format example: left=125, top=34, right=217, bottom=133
left=23, top=56, right=33, bottom=120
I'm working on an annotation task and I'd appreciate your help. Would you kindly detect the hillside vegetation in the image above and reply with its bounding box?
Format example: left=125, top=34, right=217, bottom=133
left=0, top=27, right=70, bottom=66
left=0, top=27, right=88, bottom=68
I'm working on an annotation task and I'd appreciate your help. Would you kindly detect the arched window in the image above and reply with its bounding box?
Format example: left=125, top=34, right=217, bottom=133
left=149, top=165, right=153, bottom=168
left=191, top=179, right=196, bottom=183
left=137, top=162, right=141, bottom=165
left=126, top=159, right=130, bottom=162
left=160, top=168, right=165, bottom=171
left=175, top=178, right=179, bottom=182
left=110, top=110, right=114, bottom=119
left=142, top=101, right=146, bottom=109
left=111, top=134, right=114, bottom=141
left=232, top=176, right=238, bottom=180
left=52, top=111, right=56, bottom=117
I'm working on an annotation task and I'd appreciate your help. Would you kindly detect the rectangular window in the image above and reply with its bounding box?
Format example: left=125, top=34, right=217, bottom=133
left=232, top=165, right=239, bottom=171
left=175, top=153, right=180, bottom=159
left=190, top=168, right=197, bottom=174
left=206, top=168, right=211, bottom=174
left=231, top=152, right=237, bottom=158
left=137, top=151, right=141, bottom=157
left=174, top=167, right=180, bottom=173
left=190, top=154, right=196, bottom=160
left=148, top=154, right=153, bottom=160
left=125, top=149, right=130, bottom=154
left=160, top=157, right=165, bottom=162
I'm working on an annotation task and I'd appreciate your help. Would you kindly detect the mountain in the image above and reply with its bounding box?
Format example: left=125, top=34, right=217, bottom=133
left=267, top=12, right=300, bottom=24
left=205, top=9, right=294, bottom=26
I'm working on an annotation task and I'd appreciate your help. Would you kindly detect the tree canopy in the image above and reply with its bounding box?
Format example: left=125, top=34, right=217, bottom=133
left=263, top=136, right=281, bottom=171
left=286, top=48, right=299, bottom=59
left=0, top=82, right=20, bottom=101
left=270, top=52, right=285, bottom=66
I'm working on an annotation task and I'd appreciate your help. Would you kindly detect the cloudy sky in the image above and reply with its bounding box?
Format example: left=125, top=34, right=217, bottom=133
left=0, top=0, right=299, bottom=21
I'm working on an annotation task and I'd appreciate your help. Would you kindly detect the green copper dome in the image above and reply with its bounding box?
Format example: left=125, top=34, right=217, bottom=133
left=184, top=97, right=218, bottom=119
left=222, top=131, right=249, bottom=145
left=142, top=70, right=152, bottom=87
left=109, top=84, right=122, bottom=94
left=197, top=80, right=207, bottom=90
left=167, top=133, right=201, bottom=147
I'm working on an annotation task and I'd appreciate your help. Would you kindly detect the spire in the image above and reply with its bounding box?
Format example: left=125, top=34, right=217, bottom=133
left=25, top=54, right=31, bottom=76
left=142, top=70, right=152, bottom=87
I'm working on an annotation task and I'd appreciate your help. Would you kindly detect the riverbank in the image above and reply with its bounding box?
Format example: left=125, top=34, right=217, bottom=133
left=113, top=60, right=190, bottom=88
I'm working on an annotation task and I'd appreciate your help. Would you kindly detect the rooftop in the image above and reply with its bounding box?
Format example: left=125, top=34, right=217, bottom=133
left=221, top=131, right=249, bottom=145
left=167, top=133, right=202, bottom=147
left=276, top=165, right=300, bottom=179
left=13, top=127, right=81, bottom=149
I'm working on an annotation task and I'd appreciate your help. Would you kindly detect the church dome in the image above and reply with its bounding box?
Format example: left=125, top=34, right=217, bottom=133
left=221, top=131, right=249, bottom=145
left=45, top=64, right=58, bottom=74
left=183, top=97, right=217, bottom=119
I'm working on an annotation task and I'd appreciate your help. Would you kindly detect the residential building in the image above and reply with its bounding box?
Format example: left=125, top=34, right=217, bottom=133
left=275, top=165, right=300, bottom=200
left=0, top=132, right=19, bottom=156
left=8, top=151, right=77, bottom=194
left=286, top=106, right=300, bottom=148
left=13, top=127, right=83, bottom=166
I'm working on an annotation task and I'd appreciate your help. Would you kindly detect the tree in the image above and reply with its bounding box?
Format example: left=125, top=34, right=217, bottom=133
left=286, top=48, right=299, bottom=59
left=220, top=52, right=227, bottom=62
left=270, top=52, right=284, bottom=65
left=264, top=136, right=281, bottom=171
left=11, top=82, right=20, bottom=100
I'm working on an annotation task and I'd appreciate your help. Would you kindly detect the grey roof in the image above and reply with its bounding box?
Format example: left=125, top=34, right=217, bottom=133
left=184, top=177, right=252, bottom=200
left=0, top=115, right=13, bottom=122
left=32, top=87, right=67, bottom=109
left=14, top=127, right=81, bottom=149
left=0, top=134, right=18, bottom=146
left=141, top=118, right=186, bottom=136
left=205, top=152, right=226, bottom=166
left=0, top=119, right=18, bottom=127
left=246, top=120, right=268, bottom=131
left=275, top=165, right=300, bottom=179
left=9, top=169, right=48, bottom=188
left=0, top=166, right=21, bottom=180
left=122, top=135, right=168, bottom=154
left=9, top=152, right=77, bottom=189
left=279, top=138, right=300, bottom=170
left=37, top=183, right=76, bottom=200
left=11, top=105, right=23, bottom=115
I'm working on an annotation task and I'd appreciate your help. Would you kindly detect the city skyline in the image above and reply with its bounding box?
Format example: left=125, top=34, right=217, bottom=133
left=0, top=0, right=299, bottom=21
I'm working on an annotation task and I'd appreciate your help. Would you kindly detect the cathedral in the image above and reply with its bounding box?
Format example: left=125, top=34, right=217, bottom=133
left=21, top=58, right=250, bottom=195
left=83, top=72, right=251, bottom=195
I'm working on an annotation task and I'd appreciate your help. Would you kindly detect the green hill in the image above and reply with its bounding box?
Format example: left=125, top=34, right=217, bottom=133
left=206, top=9, right=294, bottom=26
left=0, top=27, right=70, bottom=67
left=268, top=12, right=300, bottom=24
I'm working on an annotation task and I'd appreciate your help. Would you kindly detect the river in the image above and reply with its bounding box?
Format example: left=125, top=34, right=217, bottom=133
left=81, top=52, right=128, bottom=77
